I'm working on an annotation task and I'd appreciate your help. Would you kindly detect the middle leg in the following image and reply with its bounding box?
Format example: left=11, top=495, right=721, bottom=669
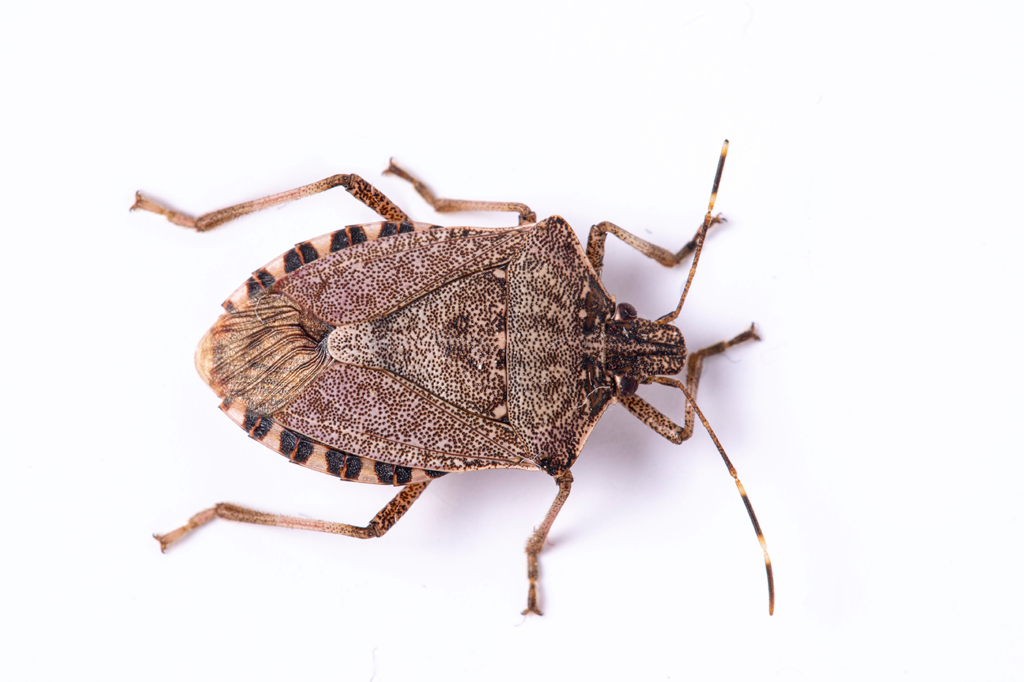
left=384, top=160, right=537, bottom=225
left=522, top=471, right=574, bottom=616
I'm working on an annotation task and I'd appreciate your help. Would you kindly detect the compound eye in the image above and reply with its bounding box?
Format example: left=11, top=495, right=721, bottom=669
left=618, top=375, right=638, bottom=398
left=616, top=302, right=638, bottom=321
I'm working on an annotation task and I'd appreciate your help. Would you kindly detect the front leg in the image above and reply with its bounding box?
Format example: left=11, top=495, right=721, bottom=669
left=384, top=160, right=536, bottom=226
left=620, top=323, right=774, bottom=615
left=585, top=215, right=724, bottom=277
left=620, top=324, right=759, bottom=442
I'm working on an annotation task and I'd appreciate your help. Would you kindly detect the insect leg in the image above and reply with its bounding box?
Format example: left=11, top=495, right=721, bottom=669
left=132, top=174, right=410, bottom=231
left=676, top=323, right=760, bottom=441
left=618, top=393, right=688, bottom=443
left=620, top=324, right=759, bottom=442
left=620, top=325, right=772, bottom=615
left=588, top=141, right=730, bottom=325
left=585, top=215, right=725, bottom=278
left=383, top=160, right=537, bottom=226
left=522, top=471, right=573, bottom=616
left=673, top=381, right=774, bottom=616
left=154, top=482, right=429, bottom=551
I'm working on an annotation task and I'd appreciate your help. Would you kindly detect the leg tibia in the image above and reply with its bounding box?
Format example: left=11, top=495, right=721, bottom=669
left=384, top=160, right=537, bottom=226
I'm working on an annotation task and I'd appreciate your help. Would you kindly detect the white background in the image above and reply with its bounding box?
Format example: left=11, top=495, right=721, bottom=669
left=3, top=1, right=1022, bottom=680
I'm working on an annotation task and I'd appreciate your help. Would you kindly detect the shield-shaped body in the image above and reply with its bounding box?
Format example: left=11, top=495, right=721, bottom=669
left=198, top=216, right=631, bottom=483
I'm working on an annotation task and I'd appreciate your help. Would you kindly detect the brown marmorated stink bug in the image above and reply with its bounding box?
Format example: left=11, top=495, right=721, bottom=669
left=136, top=141, right=773, bottom=615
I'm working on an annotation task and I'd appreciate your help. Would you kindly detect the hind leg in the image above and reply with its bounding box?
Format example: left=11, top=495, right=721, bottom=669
left=155, top=482, right=429, bottom=551
left=619, top=324, right=759, bottom=443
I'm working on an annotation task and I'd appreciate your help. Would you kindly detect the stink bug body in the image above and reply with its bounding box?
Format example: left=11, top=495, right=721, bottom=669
left=137, top=141, right=773, bottom=615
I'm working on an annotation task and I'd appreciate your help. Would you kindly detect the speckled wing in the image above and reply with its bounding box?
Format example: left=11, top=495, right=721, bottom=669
left=274, top=226, right=529, bottom=325
left=268, top=225, right=539, bottom=473
left=275, top=363, right=538, bottom=473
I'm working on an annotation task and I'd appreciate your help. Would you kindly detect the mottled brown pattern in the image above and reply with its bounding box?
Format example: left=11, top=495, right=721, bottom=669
left=219, top=221, right=441, bottom=313
left=274, top=227, right=528, bottom=326
left=340, top=174, right=410, bottom=222
left=329, top=267, right=509, bottom=419
left=276, top=363, right=534, bottom=473
left=200, top=215, right=698, bottom=482
left=218, top=398, right=446, bottom=486
left=506, top=217, right=617, bottom=475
